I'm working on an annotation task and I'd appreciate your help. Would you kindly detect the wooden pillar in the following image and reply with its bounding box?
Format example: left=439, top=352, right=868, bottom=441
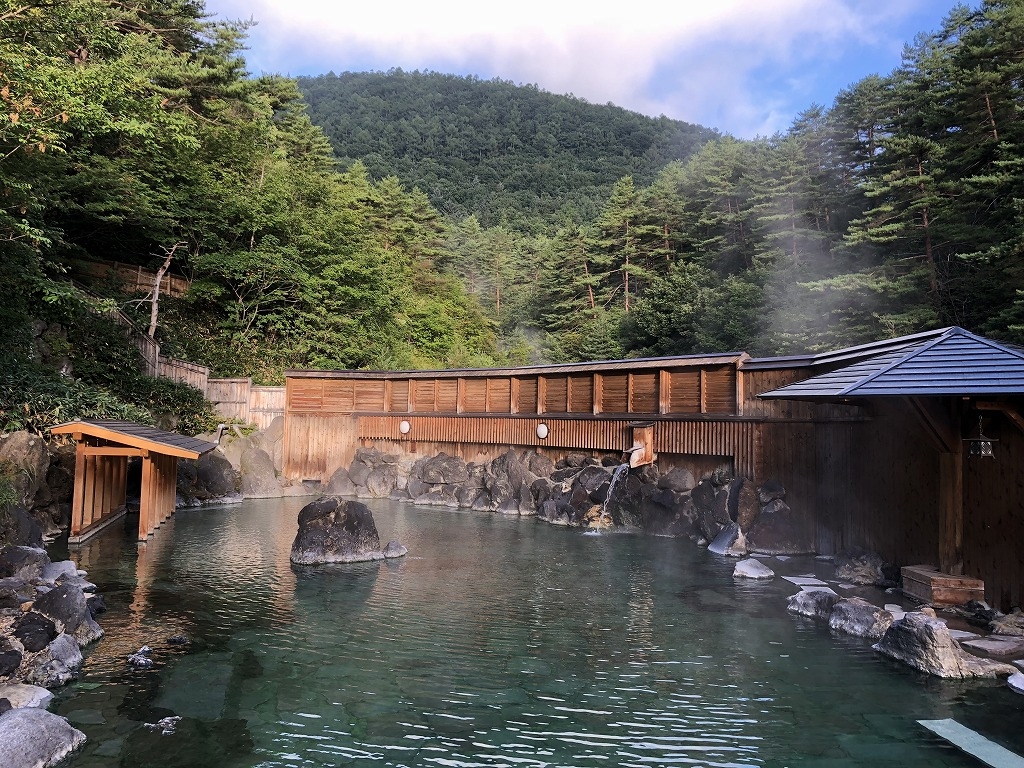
left=510, top=377, right=520, bottom=414
left=658, top=370, right=671, bottom=415
left=699, top=370, right=708, bottom=414
left=938, top=445, right=964, bottom=575
left=537, top=377, right=547, bottom=415
left=593, top=374, right=603, bottom=415
left=82, top=454, right=97, bottom=529
left=139, top=452, right=153, bottom=541
left=71, top=442, right=88, bottom=536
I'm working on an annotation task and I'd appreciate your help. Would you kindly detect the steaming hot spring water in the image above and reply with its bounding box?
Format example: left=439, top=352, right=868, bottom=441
left=50, top=497, right=1023, bottom=767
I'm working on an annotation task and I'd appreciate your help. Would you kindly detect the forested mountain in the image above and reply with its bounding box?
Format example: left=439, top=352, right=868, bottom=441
left=297, top=71, right=718, bottom=228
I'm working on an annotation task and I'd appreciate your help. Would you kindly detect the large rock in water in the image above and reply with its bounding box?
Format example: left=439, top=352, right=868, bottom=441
left=290, top=496, right=386, bottom=564
left=873, top=613, right=1018, bottom=678
left=0, top=707, right=86, bottom=767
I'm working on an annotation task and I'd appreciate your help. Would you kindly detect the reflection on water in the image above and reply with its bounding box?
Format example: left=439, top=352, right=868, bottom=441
left=52, top=499, right=1022, bottom=767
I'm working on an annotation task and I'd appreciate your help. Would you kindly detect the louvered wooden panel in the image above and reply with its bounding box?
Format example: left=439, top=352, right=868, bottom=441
left=543, top=376, right=568, bottom=413
left=630, top=372, right=658, bottom=414
left=517, top=377, right=538, bottom=413
left=487, top=378, right=511, bottom=412
left=389, top=380, right=409, bottom=412
left=602, top=374, right=628, bottom=413
left=412, top=380, right=436, bottom=412
left=288, top=380, right=323, bottom=412
left=568, top=375, right=593, bottom=413
left=358, top=415, right=633, bottom=451
left=354, top=381, right=385, bottom=412
left=463, top=379, right=487, bottom=412
left=705, top=367, right=737, bottom=414
left=323, top=380, right=354, bottom=413
left=436, top=380, right=458, bottom=412
left=655, top=420, right=758, bottom=478
left=669, top=371, right=701, bottom=413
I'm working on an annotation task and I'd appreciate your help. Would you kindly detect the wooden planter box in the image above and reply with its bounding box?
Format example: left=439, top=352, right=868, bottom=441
left=902, top=565, right=985, bottom=606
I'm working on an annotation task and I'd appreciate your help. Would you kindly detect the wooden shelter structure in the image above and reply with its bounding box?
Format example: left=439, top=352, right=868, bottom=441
left=51, top=420, right=216, bottom=543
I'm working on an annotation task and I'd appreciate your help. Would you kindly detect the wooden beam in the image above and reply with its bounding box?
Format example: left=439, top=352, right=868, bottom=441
left=593, top=374, right=603, bottom=415
left=139, top=455, right=153, bottom=541
left=537, top=376, right=547, bottom=415
left=908, top=397, right=959, bottom=454
left=456, top=378, right=465, bottom=414
left=699, top=370, right=708, bottom=414
left=976, top=401, right=1024, bottom=435
left=50, top=422, right=202, bottom=459
left=510, top=377, right=520, bottom=414
left=627, top=373, right=635, bottom=413
left=79, top=446, right=143, bottom=457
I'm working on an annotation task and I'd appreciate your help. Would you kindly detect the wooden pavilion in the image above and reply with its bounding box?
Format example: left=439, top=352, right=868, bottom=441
left=51, top=420, right=216, bottom=543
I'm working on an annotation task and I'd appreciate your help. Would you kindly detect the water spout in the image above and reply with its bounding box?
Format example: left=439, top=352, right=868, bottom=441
left=601, top=463, right=629, bottom=518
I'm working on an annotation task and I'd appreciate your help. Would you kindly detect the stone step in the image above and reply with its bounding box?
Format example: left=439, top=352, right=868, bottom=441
left=918, top=719, right=1024, bottom=768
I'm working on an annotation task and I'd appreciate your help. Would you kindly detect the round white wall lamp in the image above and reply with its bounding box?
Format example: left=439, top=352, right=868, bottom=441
left=399, top=420, right=412, bottom=434
left=536, top=422, right=549, bottom=439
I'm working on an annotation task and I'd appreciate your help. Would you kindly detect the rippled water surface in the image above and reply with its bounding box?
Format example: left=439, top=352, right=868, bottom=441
left=51, top=498, right=1023, bottom=767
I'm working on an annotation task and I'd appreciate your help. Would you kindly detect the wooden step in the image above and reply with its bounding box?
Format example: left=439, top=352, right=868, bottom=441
left=902, top=564, right=984, bottom=605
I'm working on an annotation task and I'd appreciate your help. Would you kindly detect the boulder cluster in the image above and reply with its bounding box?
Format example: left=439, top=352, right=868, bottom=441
left=0, top=546, right=104, bottom=689
left=323, top=447, right=810, bottom=553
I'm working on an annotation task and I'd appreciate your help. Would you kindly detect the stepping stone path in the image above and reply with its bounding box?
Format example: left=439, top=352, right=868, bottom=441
left=960, top=635, right=1024, bottom=658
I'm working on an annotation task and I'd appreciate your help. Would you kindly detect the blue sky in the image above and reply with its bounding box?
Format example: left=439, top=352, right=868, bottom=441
left=205, top=0, right=966, bottom=138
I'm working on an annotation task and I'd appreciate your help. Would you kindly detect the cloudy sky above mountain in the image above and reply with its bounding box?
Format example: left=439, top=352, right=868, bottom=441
left=204, top=0, right=962, bottom=138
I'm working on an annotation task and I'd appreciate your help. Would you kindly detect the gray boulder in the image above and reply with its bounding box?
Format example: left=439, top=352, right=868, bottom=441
left=0, top=684, right=52, bottom=710
left=323, top=467, right=356, bottom=496
left=829, top=597, right=893, bottom=639
left=0, top=546, right=48, bottom=580
left=873, top=613, right=1018, bottom=678
left=1009, top=672, right=1024, bottom=695
left=746, top=499, right=813, bottom=554
left=0, top=432, right=50, bottom=509
left=13, top=613, right=57, bottom=653
left=657, top=467, right=696, bottom=493
left=32, top=583, right=104, bottom=646
left=834, top=551, right=888, bottom=586
left=733, top=559, right=775, bottom=580
left=0, top=707, right=86, bottom=768
left=24, top=634, right=83, bottom=687
left=735, top=482, right=760, bottom=531
left=196, top=449, right=239, bottom=498
left=382, top=540, right=408, bottom=559
left=0, top=637, right=23, bottom=677
left=0, top=505, right=43, bottom=549
left=290, top=496, right=383, bottom=564
left=787, top=589, right=840, bottom=620
left=758, top=479, right=786, bottom=504
left=365, top=465, right=399, bottom=498
left=239, top=447, right=281, bottom=498
left=420, top=453, right=469, bottom=485
left=527, top=452, right=555, bottom=478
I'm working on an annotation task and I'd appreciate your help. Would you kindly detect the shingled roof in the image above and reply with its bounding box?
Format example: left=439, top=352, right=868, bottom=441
left=758, top=327, right=1024, bottom=400
left=50, top=419, right=217, bottom=458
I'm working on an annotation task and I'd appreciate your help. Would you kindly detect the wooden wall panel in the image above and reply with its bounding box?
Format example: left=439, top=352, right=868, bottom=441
left=568, top=375, right=593, bottom=413
left=964, top=407, right=1024, bottom=611
left=705, top=367, right=737, bottom=414
left=250, top=386, right=285, bottom=430
left=669, top=371, right=701, bottom=414
left=288, top=379, right=324, bottom=412
left=463, top=379, right=487, bottom=412
left=207, top=378, right=250, bottom=423
left=517, top=377, right=538, bottom=413
left=284, top=413, right=359, bottom=480
left=412, top=380, right=436, bottom=412
left=487, top=378, right=511, bottom=413
left=324, top=380, right=355, bottom=412
left=436, top=380, right=458, bottom=412
left=543, top=376, right=568, bottom=413
left=354, top=381, right=385, bottom=412
left=388, top=380, right=410, bottom=412
left=602, top=374, right=629, bottom=413
left=630, top=372, right=658, bottom=414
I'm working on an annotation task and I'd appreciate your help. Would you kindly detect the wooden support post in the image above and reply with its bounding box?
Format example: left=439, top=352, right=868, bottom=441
left=699, top=370, right=708, bottom=414
left=537, top=377, right=547, bottom=415
left=456, top=378, right=465, bottom=414
left=71, top=442, right=87, bottom=536
left=939, top=445, right=964, bottom=576
left=627, top=373, right=635, bottom=413
left=139, top=453, right=153, bottom=541
left=593, top=374, right=603, bottom=415
left=82, top=454, right=96, bottom=529
left=658, top=370, right=671, bottom=415
left=510, top=377, right=520, bottom=414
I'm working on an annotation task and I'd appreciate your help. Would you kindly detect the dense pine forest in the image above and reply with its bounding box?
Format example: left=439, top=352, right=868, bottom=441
left=2, top=0, right=1024, bottom=434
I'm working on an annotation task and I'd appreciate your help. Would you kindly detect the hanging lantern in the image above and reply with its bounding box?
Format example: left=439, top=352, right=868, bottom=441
left=965, top=414, right=996, bottom=458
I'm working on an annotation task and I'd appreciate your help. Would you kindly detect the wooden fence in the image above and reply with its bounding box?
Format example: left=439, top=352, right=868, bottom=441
left=71, top=258, right=191, bottom=298
left=206, top=378, right=285, bottom=430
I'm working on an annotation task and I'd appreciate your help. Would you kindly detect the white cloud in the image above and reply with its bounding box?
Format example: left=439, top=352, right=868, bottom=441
left=208, top=0, right=954, bottom=137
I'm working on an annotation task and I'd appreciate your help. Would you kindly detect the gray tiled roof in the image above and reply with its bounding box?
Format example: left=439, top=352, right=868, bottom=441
left=758, top=327, right=1024, bottom=399
left=51, top=419, right=217, bottom=457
